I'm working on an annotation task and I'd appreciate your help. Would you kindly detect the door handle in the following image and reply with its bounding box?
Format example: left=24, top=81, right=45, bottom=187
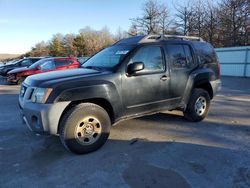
left=160, top=75, right=169, bottom=81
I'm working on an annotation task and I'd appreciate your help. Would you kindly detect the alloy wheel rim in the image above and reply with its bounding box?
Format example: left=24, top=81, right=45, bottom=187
left=195, top=96, right=207, bottom=116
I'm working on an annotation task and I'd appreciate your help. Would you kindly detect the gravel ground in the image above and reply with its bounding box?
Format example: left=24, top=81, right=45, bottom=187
left=0, top=76, right=250, bottom=188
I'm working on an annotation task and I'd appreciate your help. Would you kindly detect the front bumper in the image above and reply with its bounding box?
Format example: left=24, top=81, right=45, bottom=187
left=19, top=85, right=70, bottom=135
left=0, top=69, right=6, bottom=76
left=210, top=79, right=222, bottom=97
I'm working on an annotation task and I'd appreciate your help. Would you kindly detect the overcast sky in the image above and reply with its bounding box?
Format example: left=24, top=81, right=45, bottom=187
left=0, top=0, right=187, bottom=54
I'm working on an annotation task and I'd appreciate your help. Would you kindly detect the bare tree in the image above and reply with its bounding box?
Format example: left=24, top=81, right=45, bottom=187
left=158, top=5, right=171, bottom=34
left=218, top=0, right=250, bottom=46
left=193, top=0, right=206, bottom=37
left=203, top=0, right=220, bottom=46
left=115, top=27, right=128, bottom=40
left=127, top=24, right=139, bottom=36
left=130, top=0, right=161, bottom=34
left=174, top=1, right=195, bottom=35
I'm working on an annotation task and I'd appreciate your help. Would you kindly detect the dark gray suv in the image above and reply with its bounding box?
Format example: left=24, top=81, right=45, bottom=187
left=19, top=35, right=221, bottom=154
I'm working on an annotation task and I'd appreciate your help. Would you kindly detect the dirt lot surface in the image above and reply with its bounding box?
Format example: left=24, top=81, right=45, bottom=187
left=0, top=76, right=250, bottom=188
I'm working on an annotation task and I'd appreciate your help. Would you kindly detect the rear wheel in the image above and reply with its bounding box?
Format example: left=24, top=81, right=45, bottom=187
left=59, top=103, right=111, bottom=154
left=184, top=88, right=210, bottom=122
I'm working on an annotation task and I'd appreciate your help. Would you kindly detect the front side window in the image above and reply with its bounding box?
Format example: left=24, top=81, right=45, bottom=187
left=40, top=60, right=55, bottom=71
left=131, top=46, right=164, bottom=73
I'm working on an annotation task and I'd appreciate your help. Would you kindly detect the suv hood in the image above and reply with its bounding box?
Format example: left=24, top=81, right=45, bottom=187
left=25, top=68, right=105, bottom=87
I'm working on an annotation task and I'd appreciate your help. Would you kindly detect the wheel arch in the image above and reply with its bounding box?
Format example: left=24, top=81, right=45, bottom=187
left=57, top=98, right=115, bottom=134
left=194, top=80, right=213, bottom=99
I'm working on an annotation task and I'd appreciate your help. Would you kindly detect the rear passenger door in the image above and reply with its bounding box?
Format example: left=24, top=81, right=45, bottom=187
left=165, top=44, right=196, bottom=100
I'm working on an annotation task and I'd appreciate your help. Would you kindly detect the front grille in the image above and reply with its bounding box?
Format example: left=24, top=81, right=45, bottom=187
left=28, top=88, right=34, bottom=99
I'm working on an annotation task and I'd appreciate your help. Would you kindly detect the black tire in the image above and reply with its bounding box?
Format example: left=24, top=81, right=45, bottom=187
left=59, top=103, right=111, bottom=154
left=184, top=88, right=210, bottom=122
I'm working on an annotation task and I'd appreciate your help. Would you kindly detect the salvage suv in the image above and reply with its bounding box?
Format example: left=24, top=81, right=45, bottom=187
left=19, top=35, right=221, bottom=154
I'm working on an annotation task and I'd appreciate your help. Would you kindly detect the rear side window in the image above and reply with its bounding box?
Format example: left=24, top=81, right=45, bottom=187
left=131, top=46, right=164, bottom=73
left=55, top=59, right=71, bottom=67
left=166, top=45, right=187, bottom=68
left=183, top=45, right=195, bottom=67
left=195, top=43, right=216, bottom=64
left=166, top=44, right=195, bottom=69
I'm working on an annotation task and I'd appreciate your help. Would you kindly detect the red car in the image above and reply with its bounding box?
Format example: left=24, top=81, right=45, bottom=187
left=7, top=57, right=81, bottom=84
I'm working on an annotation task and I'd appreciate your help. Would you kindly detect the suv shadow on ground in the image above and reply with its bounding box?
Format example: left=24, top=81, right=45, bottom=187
left=1, top=119, right=250, bottom=188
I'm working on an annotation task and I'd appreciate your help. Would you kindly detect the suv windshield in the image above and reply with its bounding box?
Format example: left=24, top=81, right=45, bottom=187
left=82, top=45, right=133, bottom=70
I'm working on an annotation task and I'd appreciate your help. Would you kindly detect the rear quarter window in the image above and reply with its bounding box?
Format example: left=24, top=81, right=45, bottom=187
left=194, top=43, right=217, bottom=64
left=55, top=59, right=71, bottom=67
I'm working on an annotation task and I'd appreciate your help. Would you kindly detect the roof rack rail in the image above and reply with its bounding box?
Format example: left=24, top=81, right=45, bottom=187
left=139, top=34, right=204, bottom=43
left=164, top=35, right=204, bottom=41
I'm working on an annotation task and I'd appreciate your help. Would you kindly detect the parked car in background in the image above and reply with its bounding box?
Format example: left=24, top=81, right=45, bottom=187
left=7, top=57, right=81, bottom=84
left=78, top=57, right=89, bottom=64
left=0, top=57, right=43, bottom=76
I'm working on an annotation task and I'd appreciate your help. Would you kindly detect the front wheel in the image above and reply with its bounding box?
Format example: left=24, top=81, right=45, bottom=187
left=184, top=88, right=210, bottom=122
left=59, top=103, right=111, bottom=154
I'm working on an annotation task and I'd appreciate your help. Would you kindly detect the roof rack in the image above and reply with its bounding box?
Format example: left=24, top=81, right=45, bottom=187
left=139, top=34, right=204, bottom=43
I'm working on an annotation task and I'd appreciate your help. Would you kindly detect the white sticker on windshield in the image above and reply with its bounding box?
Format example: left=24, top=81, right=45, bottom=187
left=115, top=50, right=129, bottom=55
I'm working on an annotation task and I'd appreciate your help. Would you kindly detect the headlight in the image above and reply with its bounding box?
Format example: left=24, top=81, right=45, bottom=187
left=31, top=88, right=53, bottom=103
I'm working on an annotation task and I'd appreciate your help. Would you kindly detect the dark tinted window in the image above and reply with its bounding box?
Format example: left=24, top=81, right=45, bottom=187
left=183, top=45, right=195, bottom=67
left=166, top=45, right=187, bottom=68
left=55, top=59, right=71, bottom=67
left=131, top=46, right=164, bottom=72
left=31, top=58, right=41, bottom=63
left=40, top=59, right=55, bottom=70
left=195, top=43, right=216, bottom=64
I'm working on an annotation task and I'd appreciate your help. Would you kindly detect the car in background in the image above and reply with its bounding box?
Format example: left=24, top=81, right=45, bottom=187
left=0, top=57, right=43, bottom=76
left=7, top=57, right=81, bottom=84
left=77, top=57, right=89, bottom=64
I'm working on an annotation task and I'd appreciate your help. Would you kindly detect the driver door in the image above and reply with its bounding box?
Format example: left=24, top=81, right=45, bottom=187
left=121, top=45, right=171, bottom=116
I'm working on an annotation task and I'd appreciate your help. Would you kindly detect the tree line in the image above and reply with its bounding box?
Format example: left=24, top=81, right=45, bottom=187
left=25, top=0, right=249, bottom=58
left=130, top=0, right=249, bottom=47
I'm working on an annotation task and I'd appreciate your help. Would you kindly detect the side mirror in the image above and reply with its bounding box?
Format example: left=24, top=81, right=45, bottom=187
left=127, top=62, right=144, bottom=75
left=37, top=65, right=41, bottom=70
